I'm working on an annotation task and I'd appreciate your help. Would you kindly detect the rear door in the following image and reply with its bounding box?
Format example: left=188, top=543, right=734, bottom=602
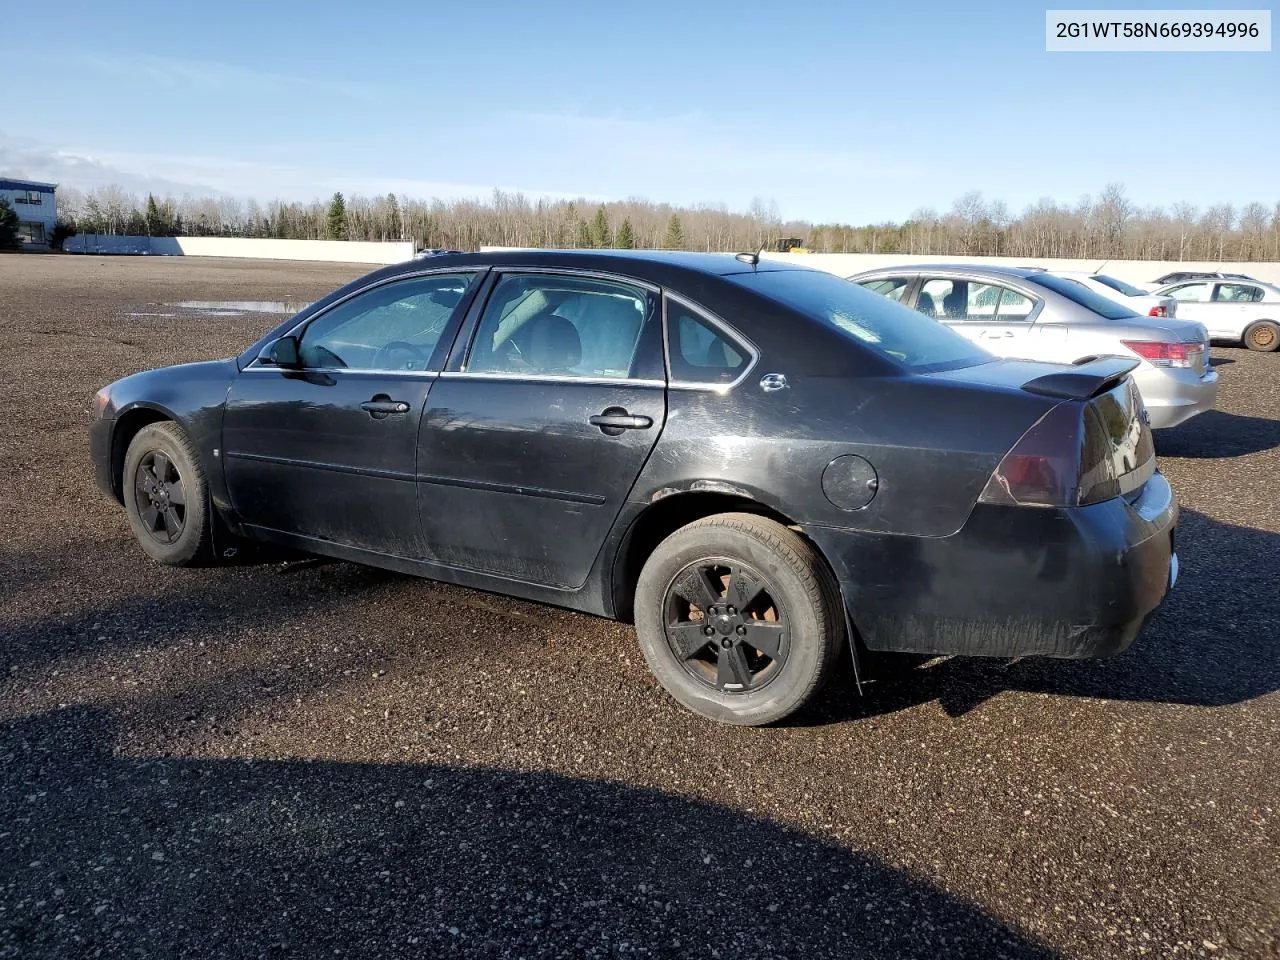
left=415, top=270, right=666, bottom=589
left=1209, top=282, right=1267, bottom=338
left=916, top=276, right=1040, bottom=357
left=222, top=271, right=480, bottom=556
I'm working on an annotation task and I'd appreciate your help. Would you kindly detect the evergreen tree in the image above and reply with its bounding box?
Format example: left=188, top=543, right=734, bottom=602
left=590, top=206, right=612, bottom=248
left=615, top=218, right=635, bottom=249
left=143, top=194, right=174, bottom=236
left=575, top=219, right=593, bottom=249
left=385, top=192, right=401, bottom=239
left=663, top=213, right=685, bottom=250
left=326, top=192, right=349, bottom=240
left=0, top=198, right=18, bottom=249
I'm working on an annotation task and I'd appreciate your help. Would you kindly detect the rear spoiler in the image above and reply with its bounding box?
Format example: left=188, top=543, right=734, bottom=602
left=1020, top=355, right=1140, bottom=401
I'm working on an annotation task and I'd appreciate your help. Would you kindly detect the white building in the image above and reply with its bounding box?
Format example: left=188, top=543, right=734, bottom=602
left=0, top=177, right=57, bottom=247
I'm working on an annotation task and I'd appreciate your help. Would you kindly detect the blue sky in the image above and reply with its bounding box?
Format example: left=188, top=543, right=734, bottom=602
left=2, top=0, right=1276, bottom=222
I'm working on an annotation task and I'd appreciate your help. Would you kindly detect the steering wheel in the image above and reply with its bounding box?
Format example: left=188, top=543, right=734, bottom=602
left=372, top=340, right=430, bottom=371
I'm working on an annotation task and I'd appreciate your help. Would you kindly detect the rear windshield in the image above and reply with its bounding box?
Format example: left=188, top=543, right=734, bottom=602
left=1032, top=273, right=1140, bottom=320
left=1092, top=274, right=1148, bottom=298
left=732, top=270, right=990, bottom=372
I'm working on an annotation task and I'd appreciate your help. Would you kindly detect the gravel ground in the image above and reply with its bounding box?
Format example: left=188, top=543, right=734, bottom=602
left=1, top=254, right=1276, bottom=959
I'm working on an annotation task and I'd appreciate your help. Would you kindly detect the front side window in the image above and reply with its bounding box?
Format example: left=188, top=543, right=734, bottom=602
left=666, top=299, right=750, bottom=385
left=1167, top=283, right=1210, bottom=303
left=297, top=272, right=475, bottom=370
left=466, top=274, right=650, bottom=378
left=858, top=277, right=911, bottom=303
left=1214, top=283, right=1264, bottom=303
left=732, top=269, right=990, bottom=372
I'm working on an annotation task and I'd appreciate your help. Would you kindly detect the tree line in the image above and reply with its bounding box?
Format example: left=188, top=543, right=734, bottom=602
left=51, top=181, right=1280, bottom=262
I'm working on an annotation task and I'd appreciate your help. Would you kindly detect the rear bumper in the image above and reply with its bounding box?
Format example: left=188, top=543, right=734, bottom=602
left=803, top=472, right=1178, bottom=660
left=1134, top=365, right=1218, bottom=430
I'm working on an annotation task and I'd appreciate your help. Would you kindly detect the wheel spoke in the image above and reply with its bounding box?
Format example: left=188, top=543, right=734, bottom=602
left=668, top=622, right=712, bottom=660
left=166, top=480, right=186, bottom=506
left=139, top=466, right=159, bottom=492
left=141, top=504, right=160, bottom=531
left=152, top=452, right=172, bottom=482
left=726, top=565, right=765, bottom=612
left=162, top=507, right=181, bottom=538
left=716, top=644, right=752, bottom=690
left=742, top=622, right=785, bottom=660
left=673, top=566, right=723, bottom=613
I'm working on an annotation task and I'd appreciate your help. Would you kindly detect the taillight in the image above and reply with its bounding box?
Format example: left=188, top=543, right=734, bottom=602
left=1147, top=305, right=1167, bottom=317
left=1122, top=340, right=1193, bottom=368
left=978, top=401, right=1129, bottom=508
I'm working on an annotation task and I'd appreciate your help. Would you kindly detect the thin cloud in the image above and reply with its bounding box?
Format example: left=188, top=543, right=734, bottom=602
left=84, top=54, right=376, bottom=102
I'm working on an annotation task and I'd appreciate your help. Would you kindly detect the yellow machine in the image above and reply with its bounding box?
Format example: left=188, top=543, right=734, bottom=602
left=772, top=237, right=811, bottom=254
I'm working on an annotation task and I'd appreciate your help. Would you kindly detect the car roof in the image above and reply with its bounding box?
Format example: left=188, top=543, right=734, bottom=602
left=381, top=249, right=810, bottom=281
left=852, top=263, right=1049, bottom=280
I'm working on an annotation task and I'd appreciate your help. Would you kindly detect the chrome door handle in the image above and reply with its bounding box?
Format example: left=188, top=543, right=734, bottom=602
left=360, top=399, right=410, bottom=418
left=589, top=413, right=653, bottom=430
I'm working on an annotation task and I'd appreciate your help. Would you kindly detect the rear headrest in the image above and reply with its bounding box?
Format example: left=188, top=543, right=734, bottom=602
left=525, top=313, right=582, bottom=373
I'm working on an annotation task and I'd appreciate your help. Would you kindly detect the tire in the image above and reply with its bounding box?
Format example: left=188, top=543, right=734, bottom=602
left=122, top=422, right=212, bottom=566
left=1244, top=320, right=1279, bottom=352
left=634, top=512, right=843, bottom=725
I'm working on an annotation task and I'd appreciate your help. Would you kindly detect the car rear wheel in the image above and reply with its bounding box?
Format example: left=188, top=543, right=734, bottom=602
left=123, top=422, right=212, bottom=566
left=634, top=513, right=843, bottom=725
left=1244, top=320, right=1279, bottom=352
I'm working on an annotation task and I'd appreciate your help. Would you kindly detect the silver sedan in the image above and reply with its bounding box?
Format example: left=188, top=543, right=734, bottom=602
left=850, top=265, right=1219, bottom=429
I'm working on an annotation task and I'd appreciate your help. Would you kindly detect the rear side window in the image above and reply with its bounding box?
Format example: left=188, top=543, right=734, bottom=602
left=858, top=277, right=911, bottom=302
left=1167, top=283, right=1210, bottom=302
left=1214, top=283, right=1264, bottom=303
left=666, top=298, right=751, bottom=385
left=731, top=270, right=990, bottom=372
left=916, top=278, right=1035, bottom=322
left=1031, top=273, right=1140, bottom=320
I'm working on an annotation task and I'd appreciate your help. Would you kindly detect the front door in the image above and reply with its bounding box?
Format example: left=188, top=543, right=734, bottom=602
left=222, top=271, right=480, bottom=556
left=417, top=271, right=667, bottom=590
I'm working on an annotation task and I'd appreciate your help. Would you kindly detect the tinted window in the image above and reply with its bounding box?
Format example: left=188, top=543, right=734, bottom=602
left=1167, top=283, right=1210, bottom=302
left=298, top=273, right=474, bottom=370
left=667, top=299, right=749, bottom=384
left=467, top=274, right=650, bottom=378
left=1030, top=273, right=1140, bottom=319
left=858, top=277, right=911, bottom=302
left=732, top=270, right=990, bottom=372
left=1091, top=274, right=1148, bottom=298
left=1214, top=283, right=1264, bottom=303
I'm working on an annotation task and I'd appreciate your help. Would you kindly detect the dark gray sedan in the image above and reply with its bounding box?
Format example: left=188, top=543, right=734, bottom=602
left=90, top=251, right=1177, bottom=725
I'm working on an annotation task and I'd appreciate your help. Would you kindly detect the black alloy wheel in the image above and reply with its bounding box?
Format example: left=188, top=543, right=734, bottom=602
left=663, top=559, right=789, bottom=693
left=133, top=450, right=188, bottom=544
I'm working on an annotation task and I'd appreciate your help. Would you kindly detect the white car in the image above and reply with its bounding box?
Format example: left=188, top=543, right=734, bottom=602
left=1153, top=279, right=1280, bottom=352
left=1049, top=272, right=1178, bottom=319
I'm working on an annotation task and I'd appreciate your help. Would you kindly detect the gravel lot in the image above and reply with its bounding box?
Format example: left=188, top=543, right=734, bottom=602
left=1, top=254, right=1276, bottom=959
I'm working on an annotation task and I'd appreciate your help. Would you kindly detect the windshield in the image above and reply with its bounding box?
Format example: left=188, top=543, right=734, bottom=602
left=1092, top=274, right=1148, bottom=298
left=1033, top=273, right=1140, bottom=320
left=732, top=270, right=990, bottom=372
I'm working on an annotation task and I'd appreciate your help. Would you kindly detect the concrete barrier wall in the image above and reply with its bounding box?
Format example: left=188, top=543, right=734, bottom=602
left=65, top=235, right=415, bottom=265
left=761, top=252, right=1280, bottom=286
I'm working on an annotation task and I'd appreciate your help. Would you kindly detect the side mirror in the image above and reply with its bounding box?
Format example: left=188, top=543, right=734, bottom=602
left=260, top=336, right=301, bottom=368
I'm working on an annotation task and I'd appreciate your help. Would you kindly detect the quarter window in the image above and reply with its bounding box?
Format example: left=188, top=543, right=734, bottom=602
left=466, top=274, right=650, bottom=378
left=858, top=277, right=911, bottom=303
left=666, top=299, right=750, bottom=385
left=1214, top=283, right=1264, bottom=303
left=1168, top=283, right=1209, bottom=302
left=297, top=273, right=475, bottom=371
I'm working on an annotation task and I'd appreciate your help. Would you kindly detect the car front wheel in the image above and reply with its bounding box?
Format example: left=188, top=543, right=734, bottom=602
left=634, top=513, right=843, bottom=725
left=123, top=422, right=212, bottom=566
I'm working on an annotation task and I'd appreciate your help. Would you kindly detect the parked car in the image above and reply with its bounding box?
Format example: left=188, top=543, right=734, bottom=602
left=1149, top=270, right=1259, bottom=287
left=850, top=265, right=1217, bottom=429
left=1152, top=278, right=1280, bottom=352
left=1048, top=271, right=1178, bottom=318
left=414, top=248, right=465, bottom=260
left=90, top=251, right=1178, bottom=725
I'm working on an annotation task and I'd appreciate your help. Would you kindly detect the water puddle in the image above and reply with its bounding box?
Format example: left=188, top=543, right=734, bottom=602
left=170, top=300, right=304, bottom=316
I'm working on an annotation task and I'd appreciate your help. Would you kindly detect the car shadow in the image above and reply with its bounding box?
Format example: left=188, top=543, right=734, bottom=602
left=1154, top=409, right=1280, bottom=458
left=0, top=706, right=1056, bottom=960
left=803, top=508, right=1279, bottom=724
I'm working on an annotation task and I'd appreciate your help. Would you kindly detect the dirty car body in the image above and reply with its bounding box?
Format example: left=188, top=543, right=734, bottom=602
left=90, top=251, right=1178, bottom=723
